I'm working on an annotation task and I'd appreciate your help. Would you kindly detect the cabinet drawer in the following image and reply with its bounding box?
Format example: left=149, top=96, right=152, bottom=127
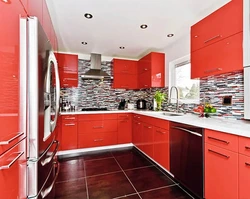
left=78, top=132, right=117, bottom=148
left=78, top=120, right=117, bottom=134
left=113, top=73, right=138, bottom=89
left=61, top=115, right=78, bottom=122
left=205, top=129, right=238, bottom=152
left=191, top=0, right=243, bottom=52
left=152, top=118, right=169, bottom=130
left=78, top=114, right=117, bottom=121
left=239, top=136, right=250, bottom=157
left=118, top=113, right=131, bottom=120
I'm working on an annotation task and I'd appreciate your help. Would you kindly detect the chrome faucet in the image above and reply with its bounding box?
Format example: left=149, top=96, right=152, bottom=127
left=169, top=86, right=179, bottom=112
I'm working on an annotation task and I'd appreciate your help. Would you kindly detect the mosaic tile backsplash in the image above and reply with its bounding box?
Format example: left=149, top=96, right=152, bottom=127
left=60, top=59, right=244, bottom=119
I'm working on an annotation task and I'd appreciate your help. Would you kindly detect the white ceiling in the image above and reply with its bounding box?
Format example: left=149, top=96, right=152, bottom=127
left=46, top=0, right=230, bottom=59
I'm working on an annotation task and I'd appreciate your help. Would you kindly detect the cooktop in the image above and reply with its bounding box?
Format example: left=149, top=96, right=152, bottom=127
left=81, top=108, right=108, bottom=111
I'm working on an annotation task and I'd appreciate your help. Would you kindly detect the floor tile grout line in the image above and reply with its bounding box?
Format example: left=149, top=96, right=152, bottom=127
left=83, top=160, right=90, bottom=199
left=138, top=184, right=178, bottom=194
left=83, top=156, right=114, bottom=162
left=112, top=193, right=140, bottom=199
left=176, top=184, right=195, bottom=199
left=85, top=170, right=123, bottom=178
left=122, top=165, right=154, bottom=172
left=113, top=155, right=143, bottom=199
left=153, top=164, right=178, bottom=185
left=55, top=176, right=86, bottom=184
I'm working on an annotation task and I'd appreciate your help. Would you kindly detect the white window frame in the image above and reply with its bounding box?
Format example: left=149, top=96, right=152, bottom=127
left=169, top=54, right=200, bottom=104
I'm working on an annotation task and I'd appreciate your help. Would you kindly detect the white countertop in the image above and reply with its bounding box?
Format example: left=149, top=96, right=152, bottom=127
left=60, top=110, right=250, bottom=138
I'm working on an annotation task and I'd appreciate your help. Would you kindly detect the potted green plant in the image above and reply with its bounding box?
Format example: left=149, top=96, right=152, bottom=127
left=154, top=90, right=166, bottom=111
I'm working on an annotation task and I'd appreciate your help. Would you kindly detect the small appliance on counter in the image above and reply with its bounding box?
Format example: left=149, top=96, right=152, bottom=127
left=136, top=99, right=147, bottom=110
left=118, top=99, right=126, bottom=110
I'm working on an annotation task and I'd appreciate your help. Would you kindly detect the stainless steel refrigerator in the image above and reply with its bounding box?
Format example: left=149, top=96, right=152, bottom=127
left=20, top=16, right=60, bottom=198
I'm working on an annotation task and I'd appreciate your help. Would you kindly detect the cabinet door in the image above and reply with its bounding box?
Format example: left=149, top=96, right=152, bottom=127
left=239, top=136, right=250, bottom=157
left=78, top=120, right=117, bottom=134
left=154, top=127, right=169, bottom=170
left=113, top=59, right=137, bottom=74
left=117, top=117, right=132, bottom=144
left=27, top=0, right=43, bottom=24
left=151, top=52, right=165, bottom=88
left=191, top=0, right=243, bottom=52
left=113, top=73, right=138, bottom=89
left=191, top=32, right=243, bottom=79
left=239, top=154, right=250, bottom=199
left=205, top=143, right=238, bottom=199
left=142, top=123, right=154, bottom=158
left=132, top=120, right=143, bottom=151
left=55, top=53, right=78, bottom=71
left=59, top=70, right=78, bottom=88
left=61, top=122, right=77, bottom=150
left=138, top=70, right=151, bottom=88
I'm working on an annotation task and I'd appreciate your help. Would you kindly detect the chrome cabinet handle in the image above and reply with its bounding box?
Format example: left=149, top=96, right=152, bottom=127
left=144, top=125, right=152, bottom=129
left=156, top=130, right=166, bottom=134
left=144, top=68, right=148, bottom=71
left=172, top=126, right=202, bottom=137
left=40, top=162, right=60, bottom=198
left=41, top=140, right=59, bottom=166
left=65, top=123, right=75, bottom=126
left=137, top=122, right=141, bottom=125
left=245, top=146, right=250, bottom=150
left=245, top=162, right=250, bottom=167
left=64, top=117, right=75, bottom=120
left=204, top=35, right=221, bottom=43
left=93, top=126, right=104, bottom=129
left=0, top=151, right=24, bottom=170
left=0, top=132, right=24, bottom=145
left=204, top=68, right=222, bottom=73
left=144, top=85, right=148, bottom=87
left=120, top=120, right=128, bottom=123
left=207, top=136, right=229, bottom=144
left=94, top=139, right=103, bottom=142
left=208, top=149, right=230, bottom=159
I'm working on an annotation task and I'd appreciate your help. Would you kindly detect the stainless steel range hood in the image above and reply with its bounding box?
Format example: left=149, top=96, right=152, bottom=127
left=81, top=53, right=112, bottom=80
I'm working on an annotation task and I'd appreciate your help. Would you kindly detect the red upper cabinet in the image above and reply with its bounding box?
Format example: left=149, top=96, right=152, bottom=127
left=191, top=32, right=243, bottom=79
left=55, top=53, right=79, bottom=88
left=191, top=0, right=243, bottom=52
left=138, top=52, right=165, bottom=88
left=113, top=59, right=138, bottom=89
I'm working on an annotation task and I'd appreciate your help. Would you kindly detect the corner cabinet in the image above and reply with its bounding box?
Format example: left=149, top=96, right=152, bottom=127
left=55, top=53, right=78, bottom=88
left=113, top=59, right=138, bottom=89
left=138, top=52, right=165, bottom=88
left=190, top=0, right=243, bottom=79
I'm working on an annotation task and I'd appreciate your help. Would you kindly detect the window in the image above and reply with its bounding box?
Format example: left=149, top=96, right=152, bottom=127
left=169, top=55, right=200, bottom=104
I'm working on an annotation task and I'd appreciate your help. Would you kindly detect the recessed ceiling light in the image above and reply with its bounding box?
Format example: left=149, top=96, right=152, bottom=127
left=81, top=42, right=88, bottom=45
left=167, top=34, right=174, bottom=37
left=84, top=13, right=93, bottom=19
left=140, top=24, right=148, bottom=29
left=119, top=46, right=125, bottom=49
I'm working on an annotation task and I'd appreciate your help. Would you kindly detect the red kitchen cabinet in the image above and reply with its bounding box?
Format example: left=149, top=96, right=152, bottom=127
left=239, top=136, right=250, bottom=157
left=61, top=121, right=78, bottom=150
left=205, top=143, right=238, bottom=199
left=132, top=119, right=143, bottom=151
left=191, top=0, right=243, bottom=52
left=138, top=52, right=165, bottom=88
left=117, top=114, right=132, bottom=144
left=78, top=120, right=117, bottom=134
left=113, top=59, right=138, bottom=89
left=154, top=127, right=169, bottom=170
left=191, top=32, right=243, bottom=79
left=239, top=154, right=250, bottom=199
left=59, top=70, right=78, bottom=88
left=55, top=53, right=78, bottom=71
left=142, top=123, right=154, bottom=158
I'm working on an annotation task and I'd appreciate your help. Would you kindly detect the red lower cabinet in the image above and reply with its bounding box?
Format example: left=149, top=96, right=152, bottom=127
left=153, top=127, right=169, bottom=170
left=142, top=123, right=154, bottom=158
left=132, top=119, right=143, bottom=151
left=117, top=116, right=132, bottom=144
left=205, top=143, right=238, bottom=199
left=61, top=122, right=78, bottom=150
left=239, top=154, right=250, bottom=199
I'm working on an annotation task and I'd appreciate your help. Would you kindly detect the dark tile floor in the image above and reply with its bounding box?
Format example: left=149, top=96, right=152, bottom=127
left=55, top=147, right=194, bottom=199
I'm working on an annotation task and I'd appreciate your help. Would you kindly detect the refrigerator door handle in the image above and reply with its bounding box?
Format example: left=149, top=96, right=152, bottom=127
left=41, top=140, right=59, bottom=166
left=49, top=51, right=60, bottom=132
left=40, top=161, right=60, bottom=198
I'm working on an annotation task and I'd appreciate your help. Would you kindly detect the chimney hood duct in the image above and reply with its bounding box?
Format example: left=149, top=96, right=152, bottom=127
left=81, top=53, right=112, bottom=80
